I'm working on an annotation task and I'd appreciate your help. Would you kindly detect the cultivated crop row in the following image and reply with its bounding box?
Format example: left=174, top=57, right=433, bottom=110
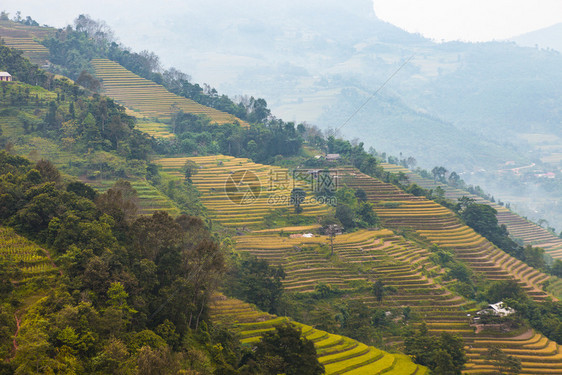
left=90, top=59, right=247, bottom=125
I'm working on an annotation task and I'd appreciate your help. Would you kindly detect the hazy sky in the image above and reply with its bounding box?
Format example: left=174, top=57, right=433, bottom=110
left=372, top=0, right=562, bottom=41
left=2, top=0, right=561, bottom=43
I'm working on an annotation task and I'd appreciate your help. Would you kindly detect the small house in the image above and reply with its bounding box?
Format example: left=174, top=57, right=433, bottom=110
left=326, top=153, right=341, bottom=162
left=476, top=301, right=515, bottom=318
left=0, top=72, right=12, bottom=82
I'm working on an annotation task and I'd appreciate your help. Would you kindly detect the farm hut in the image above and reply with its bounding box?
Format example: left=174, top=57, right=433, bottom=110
left=0, top=72, right=12, bottom=82
left=326, top=153, right=341, bottom=161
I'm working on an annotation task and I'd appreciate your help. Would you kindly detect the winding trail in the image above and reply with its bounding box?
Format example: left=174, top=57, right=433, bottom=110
left=11, top=313, right=21, bottom=359
left=9, top=245, right=62, bottom=360
left=43, top=248, right=62, bottom=276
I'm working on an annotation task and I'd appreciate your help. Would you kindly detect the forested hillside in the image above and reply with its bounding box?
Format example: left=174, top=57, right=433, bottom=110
left=2, top=12, right=562, bottom=375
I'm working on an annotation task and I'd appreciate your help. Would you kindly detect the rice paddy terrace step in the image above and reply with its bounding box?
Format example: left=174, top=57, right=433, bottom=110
left=0, top=20, right=54, bottom=64
left=90, top=59, right=247, bottom=125
left=155, top=155, right=330, bottom=228
left=330, top=168, right=554, bottom=302
left=210, top=294, right=426, bottom=375
left=417, top=228, right=552, bottom=302
left=379, top=162, right=562, bottom=262
left=0, top=226, right=60, bottom=281
left=237, top=229, right=479, bottom=342
left=466, top=331, right=562, bottom=374
left=235, top=228, right=562, bottom=372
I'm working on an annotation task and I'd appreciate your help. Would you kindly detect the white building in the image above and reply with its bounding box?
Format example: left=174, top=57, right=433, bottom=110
left=476, top=301, right=515, bottom=317
left=0, top=72, right=12, bottom=82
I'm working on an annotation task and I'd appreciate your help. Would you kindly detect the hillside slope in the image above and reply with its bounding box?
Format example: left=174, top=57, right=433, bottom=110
left=211, top=294, right=428, bottom=375
left=90, top=58, right=247, bottom=124
left=380, top=163, right=562, bottom=260
left=110, top=0, right=562, bottom=172
left=0, top=20, right=53, bottom=64
left=233, top=226, right=562, bottom=374
left=0, top=226, right=60, bottom=360
left=335, top=167, right=553, bottom=302
left=155, top=155, right=330, bottom=228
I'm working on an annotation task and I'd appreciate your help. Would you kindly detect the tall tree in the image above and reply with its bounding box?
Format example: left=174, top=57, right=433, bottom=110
left=253, top=324, right=324, bottom=375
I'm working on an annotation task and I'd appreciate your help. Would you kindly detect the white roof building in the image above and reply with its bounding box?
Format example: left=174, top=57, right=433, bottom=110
left=326, top=153, right=341, bottom=161
left=0, top=72, right=12, bottom=81
left=477, top=301, right=515, bottom=317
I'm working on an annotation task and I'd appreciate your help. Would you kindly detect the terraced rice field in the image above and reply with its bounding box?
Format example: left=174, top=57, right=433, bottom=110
left=134, top=120, right=175, bottom=138
left=210, top=294, right=428, bottom=375
left=417, top=227, right=550, bottom=300
left=334, top=167, right=553, bottom=302
left=82, top=178, right=180, bottom=216
left=380, top=163, right=562, bottom=260
left=236, top=228, right=469, bottom=309
left=155, top=155, right=330, bottom=228
left=234, top=227, right=562, bottom=373
left=0, top=226, right=59, bottom=281
left=0, top=20, right=54, bottom=65
left=90, top=59, right=247, bottom=125
left=496, top=211, right=562, bottom=259
left=464, top=330, right=562, bottom=374
left=0, top=36, right=49, bottom=64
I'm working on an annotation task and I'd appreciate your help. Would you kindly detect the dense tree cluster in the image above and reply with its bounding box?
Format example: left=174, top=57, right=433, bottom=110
left=404, top=323, right=467, bottom=375
left=251, top=324, right=324, bottom=375
left=39, top=15, right=272, bottom=122
left=224, top=253, right=285, bottom=315
left=0, top=45, right=49, bottom=87
left=0, top=45, right=156, bottom=180
left=0, top=152, right=228, bottom=373
left=459, top=201, right=547, bottom=270
left=330, top=186, right=379, bottom=231
left=482, top=279, right=562, bottom=347
left=164, top=111, right=303, bottom=163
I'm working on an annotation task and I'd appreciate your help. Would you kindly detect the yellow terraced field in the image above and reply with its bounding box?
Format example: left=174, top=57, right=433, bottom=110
left=135, top=120, right=175, bottom=138
left=333, top=167, right=554, bottom=303
left=90, top=59, right=248, bottom=126
left=154, top=155, right=330, bottom=228
left=210, top=294, right=427, bottom=375
left=233, top=227, right=562, bottom=373
left=380, top=163, right=562, bottom=260
left=0, top=20, right=54, bottom=64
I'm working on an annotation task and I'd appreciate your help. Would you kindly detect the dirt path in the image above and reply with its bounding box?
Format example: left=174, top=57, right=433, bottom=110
left=11, top=313, right=21, bottom=358
left=9, top=245, right=62, bottom=360
left=43, top=248, right=62, bottom=276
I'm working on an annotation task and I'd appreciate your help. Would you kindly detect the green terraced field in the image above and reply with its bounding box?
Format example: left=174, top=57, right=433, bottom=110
left=82, top=178, right=181, bottom=216
left=0, top=226, right=59, bottom=282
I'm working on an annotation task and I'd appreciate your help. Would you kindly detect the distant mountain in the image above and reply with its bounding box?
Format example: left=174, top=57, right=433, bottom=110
left=13, top=0, right=559, bottom=174
left=509, top=23, right=562, bottom=52
left=126, top=0, right=562, bottom=173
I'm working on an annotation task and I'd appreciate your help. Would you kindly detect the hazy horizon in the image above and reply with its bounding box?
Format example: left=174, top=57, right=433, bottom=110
left=1, top=0, right=561, bottom=50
